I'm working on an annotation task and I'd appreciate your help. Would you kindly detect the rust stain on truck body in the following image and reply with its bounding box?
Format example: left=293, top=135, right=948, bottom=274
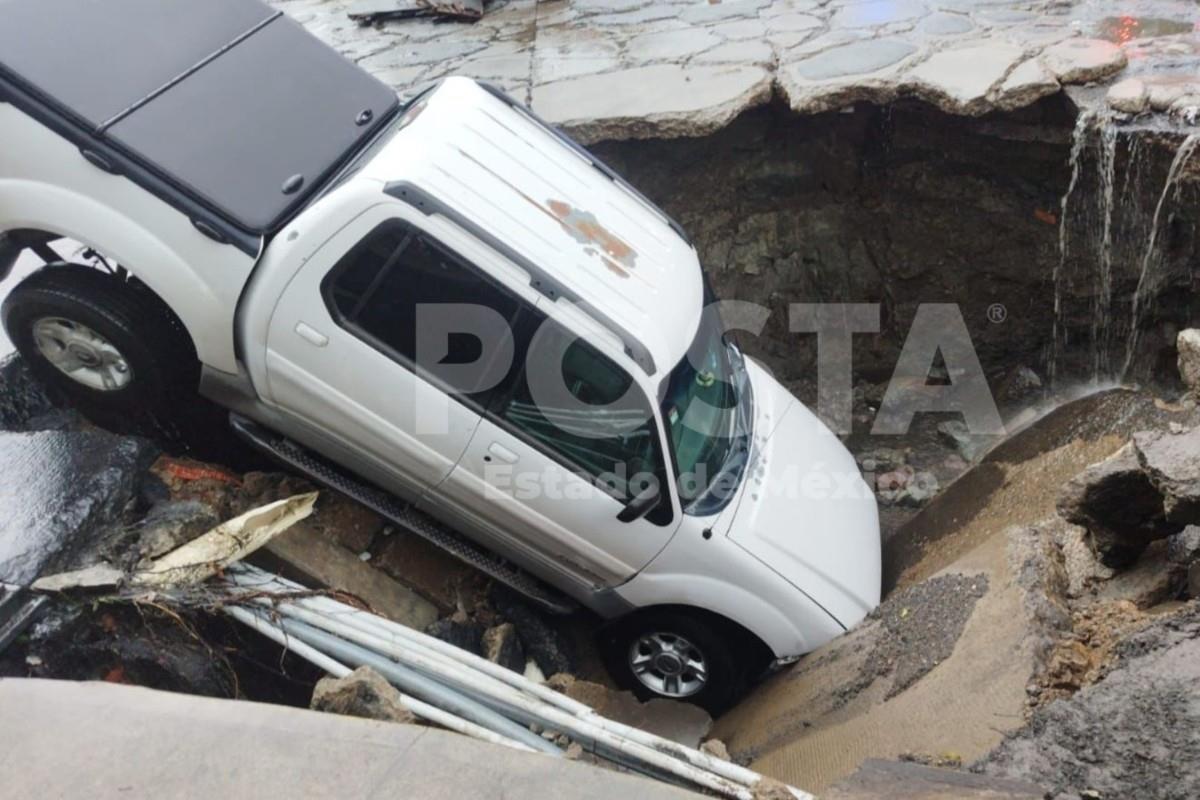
left=546, top=199, right=638, bottom=273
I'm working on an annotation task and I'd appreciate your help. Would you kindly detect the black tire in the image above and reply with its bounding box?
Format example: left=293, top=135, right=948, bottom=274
left=599, top=608, right=754, bottom=714
left=1, top=264, right=199, bottom=430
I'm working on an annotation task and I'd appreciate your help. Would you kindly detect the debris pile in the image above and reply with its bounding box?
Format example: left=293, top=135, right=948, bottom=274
left=348, top=0, right=483, bottom=25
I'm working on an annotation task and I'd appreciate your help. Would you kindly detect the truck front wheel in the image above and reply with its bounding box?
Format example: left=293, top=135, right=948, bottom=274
left=2, top=265, right=198, bottom=426
left=599, top=609, right=754, bottom=714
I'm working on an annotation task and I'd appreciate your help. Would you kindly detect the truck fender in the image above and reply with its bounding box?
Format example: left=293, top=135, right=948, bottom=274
left=0, top=179, right=256, bottom=373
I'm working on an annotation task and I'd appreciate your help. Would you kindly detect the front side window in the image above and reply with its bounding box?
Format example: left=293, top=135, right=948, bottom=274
left=496, top=317, right=673, bottom=525
left=325, top=220, right=523, bottom=408
left=661, top=310, right=752, bottom=515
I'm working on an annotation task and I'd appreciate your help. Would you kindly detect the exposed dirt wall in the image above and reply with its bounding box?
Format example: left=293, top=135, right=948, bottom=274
left=593, top=97, right=1200, bottom=391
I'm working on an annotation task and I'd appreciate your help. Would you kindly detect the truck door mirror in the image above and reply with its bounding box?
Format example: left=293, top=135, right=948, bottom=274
left=617, top=483, right=661, bottom=524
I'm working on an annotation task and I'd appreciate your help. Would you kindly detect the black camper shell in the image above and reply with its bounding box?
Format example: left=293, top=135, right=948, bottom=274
left=0, top=0, right=400, bottom=255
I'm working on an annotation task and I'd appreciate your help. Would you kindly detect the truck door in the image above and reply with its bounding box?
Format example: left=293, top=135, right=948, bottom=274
left=427, top=308, right=682, bottom=589
left=264, top=207, right=524, bottom=501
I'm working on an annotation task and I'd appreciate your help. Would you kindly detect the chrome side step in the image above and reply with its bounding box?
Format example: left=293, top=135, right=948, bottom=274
left=229, top=414, right=578, bottom=616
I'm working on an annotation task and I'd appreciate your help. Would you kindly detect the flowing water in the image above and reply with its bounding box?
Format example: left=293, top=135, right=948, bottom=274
left=1052, top=111, right=1199, bottom=386
left=1051, top=109, right=1098, bottom=386
left=1121, top=132, right=1199, bottom=379
left=1093, top=123, right=1119, bottom=380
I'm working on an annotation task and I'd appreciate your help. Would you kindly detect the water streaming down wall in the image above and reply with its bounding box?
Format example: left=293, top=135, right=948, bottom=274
left=1051, top=111, right=1200, bottom=387
left=1122, top=133, right=1200, bottom=378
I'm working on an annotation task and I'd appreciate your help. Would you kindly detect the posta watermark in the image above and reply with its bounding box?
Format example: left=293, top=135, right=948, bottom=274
left=370, top=300, right=1005, bottom=506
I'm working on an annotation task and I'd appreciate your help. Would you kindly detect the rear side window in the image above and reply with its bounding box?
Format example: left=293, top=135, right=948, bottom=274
left=495, top=317, right=673, bottom=525
left=324, top=220, right=524, bottom=408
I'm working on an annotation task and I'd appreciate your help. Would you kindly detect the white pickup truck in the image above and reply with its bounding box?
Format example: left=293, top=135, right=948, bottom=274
left=0, top=0, right=880, bottom=709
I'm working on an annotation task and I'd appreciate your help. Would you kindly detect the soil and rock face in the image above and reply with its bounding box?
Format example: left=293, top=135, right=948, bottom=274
left=594, top=99, right=1200, bottom=392
left=978, top=604, right=1200, bottom=800
left=715, top=387, right=1200, bottom=795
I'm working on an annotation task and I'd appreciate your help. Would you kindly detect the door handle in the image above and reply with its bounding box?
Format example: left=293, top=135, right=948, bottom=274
left=294, top=322, right=329, bottom=347
left=486, top=442, right=519, bottom=464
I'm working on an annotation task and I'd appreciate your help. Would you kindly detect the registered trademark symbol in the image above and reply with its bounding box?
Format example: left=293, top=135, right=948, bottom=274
left=987, top=303, right=1008, bottom=324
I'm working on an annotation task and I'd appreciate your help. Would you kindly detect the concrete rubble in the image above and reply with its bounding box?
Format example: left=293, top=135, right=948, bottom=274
left=311, top=665, right=419, bottom=724
left=1056, top=441, right=1176, bottom=566
left=1179, top=329, right=1200, bottom=398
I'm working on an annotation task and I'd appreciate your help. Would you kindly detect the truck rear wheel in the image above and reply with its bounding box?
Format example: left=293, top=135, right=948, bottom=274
left=2, top=265, right=198, bottom=426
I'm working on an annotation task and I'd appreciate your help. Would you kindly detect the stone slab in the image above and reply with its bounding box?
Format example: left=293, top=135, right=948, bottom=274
left=276, top=0, right=1200, bottom=140
left=531, top=63, right=773, bottom=143
left=907, top=41, right=1026, bottom=114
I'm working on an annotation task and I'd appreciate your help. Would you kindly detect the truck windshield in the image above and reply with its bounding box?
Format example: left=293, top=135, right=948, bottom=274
left=660, top=312, right=752, bottom=515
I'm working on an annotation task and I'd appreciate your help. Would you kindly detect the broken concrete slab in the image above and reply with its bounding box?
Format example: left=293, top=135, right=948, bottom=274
left=261, top=522, right=439, bottom=631
left=996, top=58, right=1060, bottom=110
left=1107, top=77, right=1150, bottom=114
left=282, top=0, right=1200, bottom=145
left=1133, top=427, right=1200, bottom=525
left=0, top=679, right=700, bottom=799
left=1056, top=441, right=1175, bottom=566
left=0, top=429, right=157, bottom=585
left=907, top=41, right=1026, bottom=115
left=1039, top=38, right=1127, bottom=84
left=132, top=493, right=318, bottom=589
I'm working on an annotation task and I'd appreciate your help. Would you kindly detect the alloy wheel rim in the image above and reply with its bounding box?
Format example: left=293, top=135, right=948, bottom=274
left=628, top=631, right=708, bottom=698
left=32, top=317, right=133, bottom=392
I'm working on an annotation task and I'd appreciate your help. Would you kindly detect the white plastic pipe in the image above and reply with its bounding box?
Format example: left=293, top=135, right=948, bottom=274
left=226, top=606, right=540, bottom=754
left=228, top=565, right=593, bottom=713
left=256, top=598, right=755, bottom=799
left=271, top=614, right=560, bottom=756
left=226, top=565, right=814, bottom=800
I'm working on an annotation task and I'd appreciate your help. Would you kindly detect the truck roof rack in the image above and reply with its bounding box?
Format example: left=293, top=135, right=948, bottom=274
left=385, top=181, right=658, bottom=377
left=476, top=82, right=694, bottom=248
left=0, top=0, right=399, bottom=253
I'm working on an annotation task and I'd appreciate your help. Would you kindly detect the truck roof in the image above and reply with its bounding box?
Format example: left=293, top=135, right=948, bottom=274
left=362, top=78, right=705, bottom=378
left=0, top=0, right=398, bottom=248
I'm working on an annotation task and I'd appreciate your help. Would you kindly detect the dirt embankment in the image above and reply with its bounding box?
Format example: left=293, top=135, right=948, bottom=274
left=714, top=388, right=1200, bottom=795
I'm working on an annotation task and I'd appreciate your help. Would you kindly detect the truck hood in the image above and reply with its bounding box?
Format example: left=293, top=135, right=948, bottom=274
left=719, top=362, right=882, bottom=630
